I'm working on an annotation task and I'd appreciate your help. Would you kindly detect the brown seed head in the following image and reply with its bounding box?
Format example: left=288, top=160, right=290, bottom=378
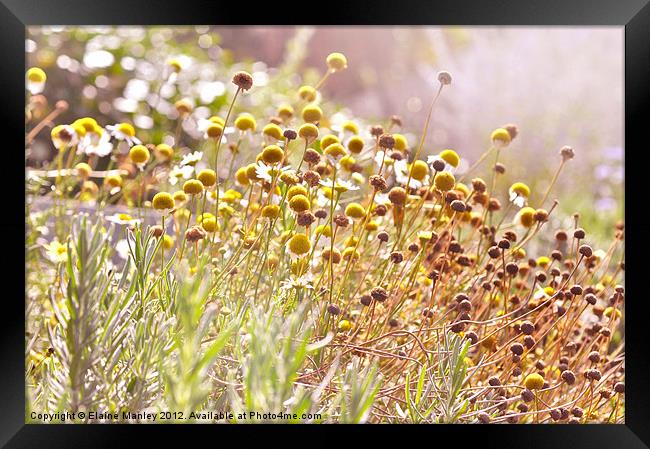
left=186, top=225, right=207, bottom=243
left=303, top=148, right=321, bottom=165
left=370, top=174, right=388, bottom=191
left=370, top=287, right=389, bottom=302
left=388, top=187, right=407, bottom=206
left=560, top=145, right=575, bottom=161
left=378, top=133, right=395, bottom=149
left=232, top=71, right=253, bottom=90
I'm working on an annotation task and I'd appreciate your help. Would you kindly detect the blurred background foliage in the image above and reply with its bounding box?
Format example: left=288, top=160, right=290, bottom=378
left=26, top=26, right=623, bottom=242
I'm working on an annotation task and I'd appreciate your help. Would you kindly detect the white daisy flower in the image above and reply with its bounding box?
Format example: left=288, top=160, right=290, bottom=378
left=280, top=274, right=314, bottom=292
left=180, top=151, right=204, bottom=167
left=508, top=183, right=531, bottom=209
left=106, top=122, right=141, bottom=146
left=318, top=178, right=360, bottom=193
left=254, top=161, right=290, bottom=183
left=169, top=165, right=194, bottom=185
left=509, top=192, right=527, bottom=208
left=43, top=240, right=68, bottom=263
left=106, top=213, right=141, bottom=226
left=79, top=129, right=113, bottom=157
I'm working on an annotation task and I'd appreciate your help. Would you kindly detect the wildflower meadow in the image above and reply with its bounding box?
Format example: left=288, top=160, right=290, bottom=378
left=25, top=27, right=624, bottom=424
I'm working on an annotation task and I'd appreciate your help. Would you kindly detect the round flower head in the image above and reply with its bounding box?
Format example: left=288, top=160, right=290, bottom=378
left=235, top=113, right=257, bottom=132
left=186, top=225, right=207, bottom=243
left=104, top=174, right=122, bottom=189
left=261, top=145, right=285, bottom=165
left=491, top=128, right=512, bottom=148
left=434, top=171, right=456, bottom=191
left=261, top=204, right=280, bottom=219
left=74, top=162, right=92, bottom=179
left=173, top=190, right=188, bottom=204
left=302, top=104, right=323, bottom=123
left=161, top=234, right=174, bottom=250
left=516, top=207, right=536, bottom=228
left=287, top=233, right=311, bottom=257
left=232, top=71, right=253, bottom=91
left=72, top=117, right=99, bottom=136
left=342, top=120, right=359, bottom=134
left=298, top=85, right=317, bottom=102
left=208, top=116, right=225, bottom=126
left=342, top=247, right=360, bottom=262
left=235, top=167, right=250, bottom=186
left=324, top=143, right=347, bottom=161
left=280, top=171, right=300, bottom=186
left=388, top=187, right=407, bottom=206
left=410, top=160, right=429, bottom=181
left=439, top=149, right=460, bottom=168
left=321, top=134, right=340, bottom=149
left=263, top=123, right=284, bottom=141
left=197, top=169, right=217, bottom=187
left=152, top=192, right=175, bottom=210
left=175, top=99, right=193, bottom=116
left=155, top=143, right=174, bottom=161
left=345, top=202, right=366, bottom=220
left=322, top=248, right=341, bottom=264
left=379, top=133, right=395, bottom=149
left=27, top=67, right=46, bottom=84
left=510, top=182, right=530, bottom=198
left=365, top=221, right=378, bottom=231
left=277, top=104, right=294, bottom=120
left=206, top=122, right=224, bottom=139
left=339, top=155, right=356, bottom=171
left=287, top=185, right=309, bottom=201
left=393, top=134, right=408, bottom=151
left=338, top=319, right=352, bottom=332
left=50, top=124, right=76, bottom=149
left=26, top=67, right=46, bottom=94
left=326, top=52, right=348, bottom=72
left=437, top=71, right=452, bottom=85
left=560, top=145, right=575, bottom=161
left=509, top=182, right=530, bottom=207
left=289, top=194, right=311, bottom=213
left=298, top=123, right=319, bottom=142
left=201, top=216, right=218, bottom=233
left=315, top=224, right=332, bottom=238
left=523, top=373, right=545, bottom=390
left=129, top=144, right=150, bottom=165
left=183, top=179, right=204, bottom=195
left=347, top=136, right=365, bottom=154
left=196, top=212, right=214, bottom=223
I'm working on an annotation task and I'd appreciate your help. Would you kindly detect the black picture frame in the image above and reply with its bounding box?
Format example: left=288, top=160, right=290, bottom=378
left=3, top=0, right=648, bottom=447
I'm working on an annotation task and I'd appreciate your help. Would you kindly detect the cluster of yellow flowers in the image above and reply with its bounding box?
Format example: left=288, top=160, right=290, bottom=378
left=26, top=48, right=624, bottom=424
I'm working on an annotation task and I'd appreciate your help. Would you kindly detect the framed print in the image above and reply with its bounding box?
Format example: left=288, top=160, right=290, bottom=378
left=2, top=0, right=649, bottom=447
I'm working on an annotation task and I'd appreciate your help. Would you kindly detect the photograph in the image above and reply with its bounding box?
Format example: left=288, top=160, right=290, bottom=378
left=24, top=25, right=626, bottom=425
